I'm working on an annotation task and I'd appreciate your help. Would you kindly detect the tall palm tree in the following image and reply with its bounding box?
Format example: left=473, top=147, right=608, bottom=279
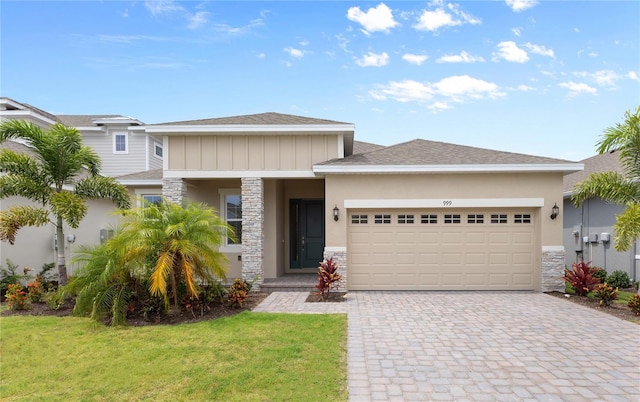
left=0, top=120, right=131, bottom=285
left=572, top=106, right=640, bottom=254
left=117, top=199, right=231, bottom=308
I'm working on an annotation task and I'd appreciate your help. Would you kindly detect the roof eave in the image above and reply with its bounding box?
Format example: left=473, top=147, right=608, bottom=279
left=117, top=179, right=163, bottom=186
left=141, top=123, right=355, bottom=134
left=313, top=163, right=584, bottom=174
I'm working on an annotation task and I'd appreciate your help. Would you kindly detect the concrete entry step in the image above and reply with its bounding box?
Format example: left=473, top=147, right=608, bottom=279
left=262, top=274, right=317, bottom=293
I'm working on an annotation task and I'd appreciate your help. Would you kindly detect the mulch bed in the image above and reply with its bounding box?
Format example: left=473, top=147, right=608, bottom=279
left=305, top=291, right=347, bottom=303
left=546, top=289, right=639, bottom=323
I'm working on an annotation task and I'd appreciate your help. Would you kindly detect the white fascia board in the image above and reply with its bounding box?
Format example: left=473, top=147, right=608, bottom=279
left=314, top=163, right=583, bottom=174
left=0, top=110, right=58, bottom=125
left=76, top=126, right=106, bottom=132
left=92, top=117, right=143, bottom=125
left=118, top=179, right=163, bottom=186
left=142, top=124, right=355, bottom=134
left=163, top=170, right=318, bottom=179
left=128, top=126, right=146, bottom=132
left=343, top=198, right=545, bottom=209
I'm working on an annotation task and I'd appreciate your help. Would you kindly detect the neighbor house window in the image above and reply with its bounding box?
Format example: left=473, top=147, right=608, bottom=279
left=154, top=141, right=163, bottom=159
left=220, top=189, right=242, bottom=247
left=114, top=132, right=128, bottom=154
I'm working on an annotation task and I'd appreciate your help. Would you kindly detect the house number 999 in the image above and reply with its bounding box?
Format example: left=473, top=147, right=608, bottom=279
left=443, top=200, right=452, bottom=206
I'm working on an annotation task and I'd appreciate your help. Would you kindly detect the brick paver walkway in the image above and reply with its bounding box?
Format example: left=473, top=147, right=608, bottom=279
left=254, top=291, right=640, bottom=401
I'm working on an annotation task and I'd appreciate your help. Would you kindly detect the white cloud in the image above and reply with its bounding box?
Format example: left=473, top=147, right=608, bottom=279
left=284, top=47, right=305, bottom=59
left=369, top=75, right=504, bottom=107
left=356, top=52, right=389, bottom=67
left=628, top=71, right=639, bottom=81
left=523, top=42, right=554, bottom=57
left=256, top=53, right=265, bottom=59
left=508, top=84, right=536, bottom=91
left=347, top=3, right=398, bottom=34
left=512, top=27, right=521, bottom=36
left=589, top=51, right=598, bottom=58
left=299, top=40, right=309, bottom=46
left=213, top=17, right=265, bottom=36
left=574, top=70, right=629, bottom=87
left=413, top=1, right=480, bottom=33
left=145, top=0, right=183, bottom=16
left=505, top=0, right=538, bottom=12
left=428, top=101, right=451, bottom=112
left=558, top=81, right=597, bottom=96
left=492, top=41, right=529, bottom=63
left=402, top=53, right=429, bottom=65
left=574, top=27, right=580, bottom=33
left=436, top=51, right=484, bottom=63
left=188, top=11, right=209, bottom=29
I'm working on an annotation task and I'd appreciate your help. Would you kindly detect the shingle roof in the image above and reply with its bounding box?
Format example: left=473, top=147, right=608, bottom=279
left=155, top=112, right=351, bottom=126
left=353, top=140, right=385, bottom=155
left=56, top=115, right=125, bottom=127
left=0, top=140, right=36, bottom=156
left=1, top=97, right=60, bottom=122
left=318, top=138, right=573, bottom=166
left=563, top=151, right=622, bottom=192
left=115, top=169, right=163, bottom=181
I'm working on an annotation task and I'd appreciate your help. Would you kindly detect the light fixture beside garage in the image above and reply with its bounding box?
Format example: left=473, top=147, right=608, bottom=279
left=550, top=203, right=560, bottom=220
left=333, top=205, right=340, bottom=221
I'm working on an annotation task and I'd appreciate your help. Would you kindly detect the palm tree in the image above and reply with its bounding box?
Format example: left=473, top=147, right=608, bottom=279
left=117, top=199, right=231, bottom=308
left=572, top=106, right=640, bottom=254
left=0, top=120, right=131, bottom=285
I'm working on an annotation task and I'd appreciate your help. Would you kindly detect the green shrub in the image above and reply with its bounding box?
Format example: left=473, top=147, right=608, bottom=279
left=316, top=257, right=343, bottom=300
left=5, top=283, right=29, bottom=310
left=590, top=267, right=607, bottom=283
left=606, top=270, right=630, bottom=288
left=593, top=283, right=618, bottom=306
left=45, top=289, right=65, bottom=310
left=564, top=282, right=576, bottom=294
left=628, top=294, right=640, bottom=316
left=634, top=281, right=639, bottom=291
left=227, top=279, right=249, bottom=308
left=563, top=260, right=600, bottom=296
left=0, top=259, right=28, bottom=297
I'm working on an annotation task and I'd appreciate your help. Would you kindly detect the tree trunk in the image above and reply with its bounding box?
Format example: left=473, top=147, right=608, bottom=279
left=56, top=217, right=68, bottom=286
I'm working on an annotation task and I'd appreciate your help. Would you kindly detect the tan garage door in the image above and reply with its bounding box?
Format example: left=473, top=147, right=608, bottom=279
left=348, top=209, right=537, bottom=290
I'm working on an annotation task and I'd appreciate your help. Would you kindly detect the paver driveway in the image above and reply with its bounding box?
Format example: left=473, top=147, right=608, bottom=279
left=348, top=291, right=640, bottom=401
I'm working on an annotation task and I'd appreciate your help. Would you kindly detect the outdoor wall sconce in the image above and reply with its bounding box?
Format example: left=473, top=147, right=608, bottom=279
left=550, top=203, right=559, bottom=220
left=333, top=205, right=340, bottom=221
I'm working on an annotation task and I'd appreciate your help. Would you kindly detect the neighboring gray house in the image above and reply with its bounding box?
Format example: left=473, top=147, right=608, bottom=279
left=563, top=151, right=639, bottom=282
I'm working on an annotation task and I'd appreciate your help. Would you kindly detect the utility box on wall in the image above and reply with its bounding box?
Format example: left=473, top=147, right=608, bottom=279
left=589, top=233, right=599, bottom=243
left=600, top=232, right=610, bottom=243
left=572, top=225, right=583, bottom=251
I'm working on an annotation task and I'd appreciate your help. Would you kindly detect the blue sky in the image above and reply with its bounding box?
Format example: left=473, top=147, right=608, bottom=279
left=1, top=1, right=638, bottom=161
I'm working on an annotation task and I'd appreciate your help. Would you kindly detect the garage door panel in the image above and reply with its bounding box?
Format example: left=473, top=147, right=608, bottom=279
left=348, top=209, right=536, bottom=291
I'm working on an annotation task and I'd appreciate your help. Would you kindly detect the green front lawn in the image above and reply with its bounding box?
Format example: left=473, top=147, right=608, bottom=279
left=0, top=312, right=347, bottom=401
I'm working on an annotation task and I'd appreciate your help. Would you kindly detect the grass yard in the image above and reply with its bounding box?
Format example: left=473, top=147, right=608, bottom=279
left=0, top=312, right=347, bottom=401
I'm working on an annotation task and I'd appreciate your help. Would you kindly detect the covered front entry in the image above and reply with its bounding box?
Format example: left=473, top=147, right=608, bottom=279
left=348, top=208, right=538, bottom=290
left=289, top=199, right=325, bottom=269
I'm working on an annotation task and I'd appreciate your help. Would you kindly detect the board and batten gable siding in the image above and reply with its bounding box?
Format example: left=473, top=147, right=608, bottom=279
left=167, top=134, right=341, bottom=171
left=80, top=129, right=149, bottom=177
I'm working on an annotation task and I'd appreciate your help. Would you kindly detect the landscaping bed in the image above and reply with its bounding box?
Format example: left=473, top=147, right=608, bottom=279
left=546, top=288, right=639, bottom=323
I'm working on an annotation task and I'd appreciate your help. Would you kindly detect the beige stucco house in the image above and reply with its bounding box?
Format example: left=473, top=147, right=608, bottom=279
left=0, top=99, right=583, bottom=292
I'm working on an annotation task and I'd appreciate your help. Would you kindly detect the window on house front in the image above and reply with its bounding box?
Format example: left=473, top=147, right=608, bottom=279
left=351, top=214, right=368, bottom=224
left=142, top=195, right=162, bottom=206
left=114, top=132, right=128, bottom=154
left=514, top=214, right=531, bottom=224
left=444, top=214, right=461, bottom=224
left=467, top=214, right=484, bottom=224
left=397, top=214, right=414, bottom=224
left=220, top=190, right=242, bottom=247
left=374, top=214, right=391, bottom=224
left=491, top=214, right=508, bottom=224
left=421, top=214, right=438, bottom=224
left=154, top=142, right=163, bottom=159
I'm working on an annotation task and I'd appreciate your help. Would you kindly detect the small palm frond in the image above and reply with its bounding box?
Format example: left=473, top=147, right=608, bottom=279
left=0, top=205, right=49, bottom=244
left=149, top=252, right=174, bottom=300
left=0, top=174, right=52, bottom=204
left=0, top=120, right=45, bottom=144
left=613, top=202, right=640, bottom=252
left=75, top=175, right=131, bottom=209
left=571, top=171, right=639, bottom=206
left=49, top=191, right=88, bottom=229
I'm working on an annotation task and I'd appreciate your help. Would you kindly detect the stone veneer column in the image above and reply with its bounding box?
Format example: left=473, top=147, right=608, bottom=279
left=241, top=177, right=264, bottom=290
left=541, top=246, right=565, bottom=292
left=323, top=247, right=347, bottom=292
left=162, top=178, right=187, bottom=205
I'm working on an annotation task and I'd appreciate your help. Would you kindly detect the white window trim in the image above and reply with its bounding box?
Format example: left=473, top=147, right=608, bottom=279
left=113, top=132, right=129, bottom=154
left=219, top=188, right=241, bottom=252
left=153, top=141, right=163, bottom=160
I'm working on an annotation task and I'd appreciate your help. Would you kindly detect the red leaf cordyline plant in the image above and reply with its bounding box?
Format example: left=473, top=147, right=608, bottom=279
left=316, top=257, right=342, bottom=300
left=563, top=260, right=600, bottom=296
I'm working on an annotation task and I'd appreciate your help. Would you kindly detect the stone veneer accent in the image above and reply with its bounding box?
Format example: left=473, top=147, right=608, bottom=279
left=162, top=178, right=187, bottom=204
left=541, top=247, right=565, bottom=292
left=241, top=178, right=264, bottom=290
left=323, top=248, right=347, bottom=292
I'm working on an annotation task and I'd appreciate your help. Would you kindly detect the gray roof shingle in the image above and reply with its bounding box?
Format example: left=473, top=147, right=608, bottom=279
left=115, top=169, right=163, bottom=181
left=353, top=140, right=385, bottom=155
left=56, top=115, right=126, bottom=126
left=318, top=138, right=574, bottom=166
left=563, top=151, right=622, bottom=192
left=155, top=112, right=351, bottom=126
